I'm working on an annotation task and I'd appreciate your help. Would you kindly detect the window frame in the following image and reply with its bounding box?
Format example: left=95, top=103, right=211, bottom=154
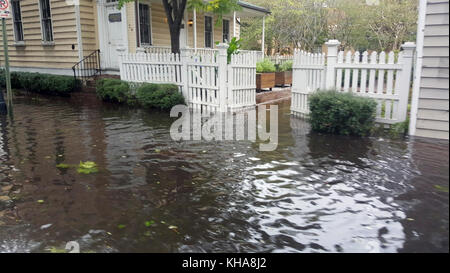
left=222, top=19, right=230, bottom=43
left=137, top=1, right=152, bottom=46
left=38, top=0, right=54, bottom=44
left=204, top=15, right=213, bottom=48
left=11, top=0, right=24, bottom=43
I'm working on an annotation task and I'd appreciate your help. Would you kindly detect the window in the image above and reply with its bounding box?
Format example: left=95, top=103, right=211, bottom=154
left=222, top=19, right=229, bottom=43
left=11, top=0, right=24, bottom=42
left=39, top=0, right=53, bottom=42
left=138, top=3, right=152, bottom=45
left=204, top=16, right=213, bottom=48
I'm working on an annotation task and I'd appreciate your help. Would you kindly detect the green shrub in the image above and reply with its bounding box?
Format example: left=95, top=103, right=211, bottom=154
left=0, top=70, right=78, bottom=96
left=96, top=78, right=131, bottom=103
left=309, top=90, right=377, bottom=136
left=136, top=83, right=185, bottom=110
left=256, top=59, right=276, bottom=73
left=278, top=60, right=293, bottom=72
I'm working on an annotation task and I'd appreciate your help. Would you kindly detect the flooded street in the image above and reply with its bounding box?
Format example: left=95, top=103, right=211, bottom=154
left=0, top=94, right=448, bottom=253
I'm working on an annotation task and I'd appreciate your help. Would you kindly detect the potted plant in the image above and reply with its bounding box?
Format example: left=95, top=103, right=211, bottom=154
left=275, top=60, right=293, bottom=87
left=256, top=59, right=276, bottom=91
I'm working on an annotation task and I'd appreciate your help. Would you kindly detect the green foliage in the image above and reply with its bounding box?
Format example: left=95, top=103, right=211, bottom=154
left=136, top=83, right=185, bottom=110
left=278, top=60, right=293, bottom=72
left=0, top=70, right=79, bottom=96
left=256, top=58, right=276, bottom=73
left=77, top=161, right=98, bottom=174
left=389, top=118, right=409, bottom=138
left=309, top=90, right=377, bottom=136
left=188, top=0, right=242, bottom=25
left=96, top=78, right=131, bottom=103
left=217, top=37, right=242, bottom=63
left=241, top=0, right=417, bottom=53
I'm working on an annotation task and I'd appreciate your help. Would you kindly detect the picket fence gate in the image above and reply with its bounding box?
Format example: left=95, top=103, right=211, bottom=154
left=118, top=44, right=257, bottom=112
left=291, top=40, right=416, bottom=124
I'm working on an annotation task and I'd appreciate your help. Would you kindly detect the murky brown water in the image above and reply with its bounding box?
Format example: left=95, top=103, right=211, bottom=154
left=0, top=94, right=448, bottom=253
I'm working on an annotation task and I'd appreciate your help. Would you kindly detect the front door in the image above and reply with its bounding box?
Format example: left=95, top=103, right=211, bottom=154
left=105, top=2, right=126, bottom=69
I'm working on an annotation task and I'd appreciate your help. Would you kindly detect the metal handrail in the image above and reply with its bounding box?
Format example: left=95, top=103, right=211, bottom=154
left=72, top=49, right=101, bottom=82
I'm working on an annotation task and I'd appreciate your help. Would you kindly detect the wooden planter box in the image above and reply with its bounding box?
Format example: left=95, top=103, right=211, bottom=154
left=275, top=71, right=292, bottom=87
left=256, top=72, right=276, bottom=91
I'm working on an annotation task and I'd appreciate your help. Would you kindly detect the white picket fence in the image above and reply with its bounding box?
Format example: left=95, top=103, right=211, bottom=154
left=291, top=40, right=416, bottom=124
left=118, top=44, right=257, bottom=112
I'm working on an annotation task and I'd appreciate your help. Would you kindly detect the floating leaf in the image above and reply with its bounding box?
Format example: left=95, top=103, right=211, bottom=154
left=56, top=163, right=70, bottom=169
left=144, top=231, right=151, bottom=237
left=47, top=247, right=67, bottom=253
left=37, top=199, right=45, bottom=204
left=155, top=149, right=161, bottom=153
left=145, top=220, right=155, bottom=227
left=77, top=161, right=98, bottom=174
left=117, top=224, right=126, bottom=229
left=434, top=185, right=449, bottom=193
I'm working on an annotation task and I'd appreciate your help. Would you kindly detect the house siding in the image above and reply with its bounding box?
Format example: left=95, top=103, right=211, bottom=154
left=0, top=0, right=79, bottom=71
left=415, top=0, right=449, bottom=140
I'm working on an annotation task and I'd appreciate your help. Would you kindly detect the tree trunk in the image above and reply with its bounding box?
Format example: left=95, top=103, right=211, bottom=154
left=170, top=26, right=181, bottom=54
left=161, top=0, right=187, bottom=54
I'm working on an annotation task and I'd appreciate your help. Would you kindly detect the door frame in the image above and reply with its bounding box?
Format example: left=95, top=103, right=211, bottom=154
left=96, top=0, right=129, bottom=70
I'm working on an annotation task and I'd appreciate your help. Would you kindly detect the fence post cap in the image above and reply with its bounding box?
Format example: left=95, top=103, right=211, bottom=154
left=116, top=47, right=127, bottom=54
left=325, top=40, right=341, bottom=46
left=217, top=43, right=230, bottom=50
left=401, top=42, right=416, bottom=49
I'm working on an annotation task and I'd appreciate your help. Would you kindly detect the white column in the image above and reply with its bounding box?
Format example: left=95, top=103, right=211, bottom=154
left=325, top=39, right=341, bottom=89
left=398, top=42, right=416, bottom=123
left=409, top=0, right=426, bottom=135
left=75, top=4, right=83, bottom=61
left=193, top=9, right=197, bottom=52
left=261, top=15, right=265, bottom=55
left=233, top=11, right=236, bottom=38
left=217, top=43, right=229, bottom=112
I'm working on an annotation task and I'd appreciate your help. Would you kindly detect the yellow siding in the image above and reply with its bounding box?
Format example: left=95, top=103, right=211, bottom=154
left=0, top=0, right=79, bottom=69
left=126, top=2, right=137, bottom=53
left=151, top=2, right=170, bottom=47
left=80, top=0, right=98, bottom=56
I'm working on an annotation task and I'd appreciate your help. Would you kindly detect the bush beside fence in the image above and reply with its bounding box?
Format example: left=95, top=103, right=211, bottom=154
left=0, top=70, right=79, bottom=96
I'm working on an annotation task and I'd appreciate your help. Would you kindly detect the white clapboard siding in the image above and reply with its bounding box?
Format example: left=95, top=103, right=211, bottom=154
left=291, top=40, right=415, bottom=125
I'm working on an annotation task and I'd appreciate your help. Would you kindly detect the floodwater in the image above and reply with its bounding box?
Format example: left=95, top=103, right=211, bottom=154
left=0, top=93, right=448, bottom=253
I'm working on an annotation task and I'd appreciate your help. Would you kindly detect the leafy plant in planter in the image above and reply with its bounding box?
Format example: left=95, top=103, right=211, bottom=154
left=256, top=59, right=276, bottom=91
left=275, top=60, right=293, bottom=87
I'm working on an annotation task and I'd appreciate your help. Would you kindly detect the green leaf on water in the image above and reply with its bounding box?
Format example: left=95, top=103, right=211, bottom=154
left=117, top=224, right=126, bottom=229
left=144, top=231, right=151, bottom=237
left=155, top=149, right=161, bottom=153
left=56, top=163, right=70, bottom=169
left=47, top=246, right=67, bottom=253
left=37, top=199, right=45, bottom=204
left=77, top=161, right=98, bottom=174
left=145, top=220, right=155, bottom=227
left=434, top=185, right=449, bottom=193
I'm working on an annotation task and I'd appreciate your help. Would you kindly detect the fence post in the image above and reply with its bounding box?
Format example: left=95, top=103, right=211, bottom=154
left=325, top=40, right=341, bottom=89
left=217, top=43, right=229, bottom=112
left=398, top=42, right=416, bottom=122
left=180, top=47, right=189, bottom=103
left=116, top=47, right=127, bottom=81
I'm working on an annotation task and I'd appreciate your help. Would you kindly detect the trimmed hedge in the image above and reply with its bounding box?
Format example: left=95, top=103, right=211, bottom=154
left=0, top=70, right=79, bottom=96
left=96, top=78, right=131, bottom=103
left=96, top=79, right=185, bottom=110
left=136, top=83, right=185, bottom=110
left=309, top=91, right=377, bottom=136
left=0, top=70, right=80, bottom=96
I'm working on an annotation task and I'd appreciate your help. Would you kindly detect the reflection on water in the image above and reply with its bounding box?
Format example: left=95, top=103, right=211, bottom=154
left=0, top=94, right=448, bottom=253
